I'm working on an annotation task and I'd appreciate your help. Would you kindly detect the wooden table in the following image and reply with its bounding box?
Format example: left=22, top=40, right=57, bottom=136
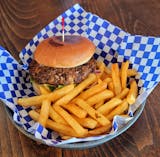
left=0, top=0, right=160, bottom=156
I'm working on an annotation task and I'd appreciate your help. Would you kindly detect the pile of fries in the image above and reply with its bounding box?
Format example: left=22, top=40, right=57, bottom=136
left=17, top=61, right=138, bottom=139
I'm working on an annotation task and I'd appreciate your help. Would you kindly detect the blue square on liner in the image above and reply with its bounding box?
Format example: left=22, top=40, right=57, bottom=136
left=11, top=91, right=16, bottom=97
left=0, top=92, right=5, bottom=99
left=98, top=42, right=105, bottom=49
left=149, top=67, right=156, bottom=73
left=69, top=15, right=75, bottom=20
left=2, top=84, right=9, bottom=91
left=141, top=73, right=147, bottom=80
left=45, top=25, right=50, bottom=32
left=126, top=43, right=133, bottom=49
left=93, top=53, right=99, bottom=60
left=139, top=44, right=146, bottom=51
left=134, top=36, right=141, bottom=43
left=69, top=29, right=75, bottom=34
left=93, top=24, right=100, bottom=31
left=77, top=22, right=83, bottom=27
left=35, top=41, right=39, bottom=47
left=77, top=29, right=83, bottom=34
left=146, top=59, right=153, bottom=66
left=102, top=21, right=109, bottom=29
left=147, top=38, right=154, bottom=44
left=138, top=66, right=145, bottom=72
left=77, top=15, right=83, bottom=20
left=134, top=57, right=141, bottom=64
left=104, top=31, right=111, bottom=38
left=69, top=22, right=75, bottom=27
left=107, top=40, right=113, bottom=47
left=92, top=16, right=98, bottom=22
left=70, top=6, right=76, bottom=13
left=7, top=57, right=14, bottom=63
left=6, top=77, right=12, bottom=83
left=100, top=51, right=107, bottom=58
left=96, top=33, right=103, bottom=40
left=0, top=71, right=4, bottom=76
left=143, top=51, right=150, bottom=58
left=151, top=45, right=158, bottom=51
left=115, top=37, right=122, bottom=44
left=1, top=63, right=7, bottom=70
left=77, top=8, right=83, bottom=14
left=24, top=123, right=31, bottom=129
left=143, top=81, right=149, bottom=87
left=13, top=84, right=18, bottom=90
left=151, top=74, right=158, bottom=81
left=38, top=125, right=44, bottom=134
left=113, top=27, right=120, bottom=35
left=29, top=40, right=34, bottom=46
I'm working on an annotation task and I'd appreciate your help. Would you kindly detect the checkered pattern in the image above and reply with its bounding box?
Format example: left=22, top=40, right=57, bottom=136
left=118, top=35, right=160, bottom=94
left=0, top=4, right=160, bottom=146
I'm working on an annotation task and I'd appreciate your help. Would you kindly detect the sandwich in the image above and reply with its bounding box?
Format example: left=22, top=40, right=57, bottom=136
left=29, top=35, right=97, bottom=93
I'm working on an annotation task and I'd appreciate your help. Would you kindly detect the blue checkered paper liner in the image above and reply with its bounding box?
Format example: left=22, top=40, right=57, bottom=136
left=0, top=4, right=160, bottom=145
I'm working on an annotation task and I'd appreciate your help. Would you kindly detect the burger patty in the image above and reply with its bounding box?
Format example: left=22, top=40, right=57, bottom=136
left=29, top=58, right=97, bottom=87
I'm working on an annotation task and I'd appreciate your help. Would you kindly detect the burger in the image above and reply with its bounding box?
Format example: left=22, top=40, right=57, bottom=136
left=29, top=35, right=97, bottom=93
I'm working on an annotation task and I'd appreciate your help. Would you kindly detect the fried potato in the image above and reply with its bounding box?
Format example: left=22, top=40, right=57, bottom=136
left=63, top=103, right=87, bottom=118
left=53, top=105, right=88, bottom=137
left=88, top=123, right=112, bottom=135
left=29, top=110, right=84, bottom=137
left=75, top=98, right=111, bottom=126
left=38, top=99, right=50, bottom=127
left=127, top=69, right=138, bottom=77
left=54, top=74, right=96, bottom=106
left=97, top=98, right=122, bottom=115
left=127, top=80, right=138, bottom=105
left=17, top=84, right=74, bottom=107
left=115, top=88, right=129, bottom=99
left=86, top=89, right=114, bottom=106
left=106, top=99, right=128, bottom=120
left=111, top=63, right=122, bottom=95
left=121, top=61, right=129, bottom=89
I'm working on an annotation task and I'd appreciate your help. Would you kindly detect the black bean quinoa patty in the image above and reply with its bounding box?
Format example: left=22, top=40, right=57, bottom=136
left=29, top=58, right=97, bottom=87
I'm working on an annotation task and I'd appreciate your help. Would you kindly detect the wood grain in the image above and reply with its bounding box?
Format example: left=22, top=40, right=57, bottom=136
left=0, top=0, right=160, bottom=157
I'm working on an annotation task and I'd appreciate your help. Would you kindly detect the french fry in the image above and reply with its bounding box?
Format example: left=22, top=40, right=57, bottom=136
left=79, top=77, right=112, bottom=100
left=86, top=89, right=114, bottom=106
left=75, top=98, right=111, bottom=126
left=78, top=81, right=107, bottom=100
left=60, top=136, right=72, bottom=140
left=127, top=80, right=138, bottom=105
left=39, top=86, right=50, bottom=94
left=94, top=99, right=105, bottom=109
left=96, top=61, right=105, bottom=78
left=121, top=61, right=129, bottom=89
left=106, top=100, right=128, bottom=120
left=127, top=69, right=138, bottom=77
left=108, top=81, right=114, bottom=93
left=38, top=99, right=50, bottom=127
left=53, top=105, right=88, bottom=137
left=104, top=66, right=111, bottom=75
left=115, top=88, right=129, bottom=99
left=17, top=84, right=74, bottom=107
left=29, top=110, right=84, bottom=137
left=97, top=98, right=122, bottom=115
left=72, top=115, right=97, bottom=129
left=49, top=106, right=67, bottom=125
left=88, top=123, right=112, bottom=135
left=63, top=103, right=87, bottom=119
left=111, top=63, right=122, bottom=95
left=54, top=74, right=96, bottom=106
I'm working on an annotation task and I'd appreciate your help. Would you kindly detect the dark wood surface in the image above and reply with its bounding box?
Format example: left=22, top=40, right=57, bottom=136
left=0, top=0, right=160, bottom=156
